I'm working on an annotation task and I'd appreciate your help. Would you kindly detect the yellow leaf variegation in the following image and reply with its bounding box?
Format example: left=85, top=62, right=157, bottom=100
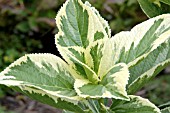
left=1, top=0, right=170, bottom=112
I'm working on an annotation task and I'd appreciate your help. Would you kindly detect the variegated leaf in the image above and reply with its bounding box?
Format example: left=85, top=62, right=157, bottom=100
left=111, top=95, right=161, bottom=113
left=55, top=0, right=110, bottom=84
left=55, top=0, right=108, bottom=49
left=0, top=54, right=82, bottom=107
left=85, top=39, right=106, bottom=74
left=99, top=14, right=170, bottom=93
left=128, top=39, right=170, bottom=94
left=58, top=46, right=100, bottom=84
left=84, top=1, right=111, bottom=38
left=74, top=63, right=129, bottom=100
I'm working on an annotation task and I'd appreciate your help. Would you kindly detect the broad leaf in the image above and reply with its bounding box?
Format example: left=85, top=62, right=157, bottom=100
left=111, top=95, right=161, bottom=113
left=138, top=0, right=170, bottom=18
left=100, top=14, right=170, bottom=94
left=128, top=39, right=170, bottom=94
left=0, top=54, right=84, bottom=112
left=74, top=63, right=129, bottom=100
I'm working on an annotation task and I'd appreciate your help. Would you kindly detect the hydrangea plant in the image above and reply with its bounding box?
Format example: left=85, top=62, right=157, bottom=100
left=1, top=0, right=170, bottom=112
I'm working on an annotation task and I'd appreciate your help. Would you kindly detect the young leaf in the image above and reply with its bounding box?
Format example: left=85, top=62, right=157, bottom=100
left=85, top=39, right=105, bottom=75
left=57, top=46, right=100, bottom=84
left=55, top=0, right=109, bottom=48
left=0, top=54, right=81, bottom=105
left=55, top=0, right=110, bottom=84
left=111, top=95, right=161, bottom=113
left=138, top=0, right=170, bottom=18
left=74, top=63, right=129, bottom=100
left=84, top=1, right=111, bottom=38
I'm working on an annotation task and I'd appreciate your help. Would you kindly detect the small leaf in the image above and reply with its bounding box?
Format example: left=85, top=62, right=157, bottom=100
left=74, top=63, right=129, bottom=100
left=16, top=21, right=30, bottom=33
left=85, top=39, right=105, bottom=74
left=58, top=46, right=100, bottom=84
left=111, top=95, right=161, bottom=113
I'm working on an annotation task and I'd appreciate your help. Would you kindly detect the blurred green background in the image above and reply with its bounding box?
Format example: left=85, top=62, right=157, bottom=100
left=0, top=0, right=169, bottom=112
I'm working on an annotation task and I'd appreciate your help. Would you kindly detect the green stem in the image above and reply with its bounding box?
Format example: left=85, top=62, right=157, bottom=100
left=98, top=98, right=107, bottom=113
left=84, top=99, right=100, bottom=113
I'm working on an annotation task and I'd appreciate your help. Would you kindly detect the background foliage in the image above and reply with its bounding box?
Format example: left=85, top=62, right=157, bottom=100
left=0, top=0, right=169, bottom=112
left=0, top=0, right=147, bottom=71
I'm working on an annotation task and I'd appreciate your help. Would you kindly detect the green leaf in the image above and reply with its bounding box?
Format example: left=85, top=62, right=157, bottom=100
left=83, top=99, right=100, bottom=113
left=16, top=21, right=30, bottom=33
left=74, top=63, right=129, bottom=100
left=159, top=102, right=170, bottom=109
left=161, top=107, right=170, bottom=113
left=111, top=95, right=161, bottom=113
left=12, top=87, right=85, bottom=113
left=138, top=0, right=170, bottom=18
left=0, top=54, right=83, bottom=109
left=101, top=14, right=170, bottom=94
left=160, top=0, right=170, bottom=5
left=62, top=110, right=74, bottom=113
